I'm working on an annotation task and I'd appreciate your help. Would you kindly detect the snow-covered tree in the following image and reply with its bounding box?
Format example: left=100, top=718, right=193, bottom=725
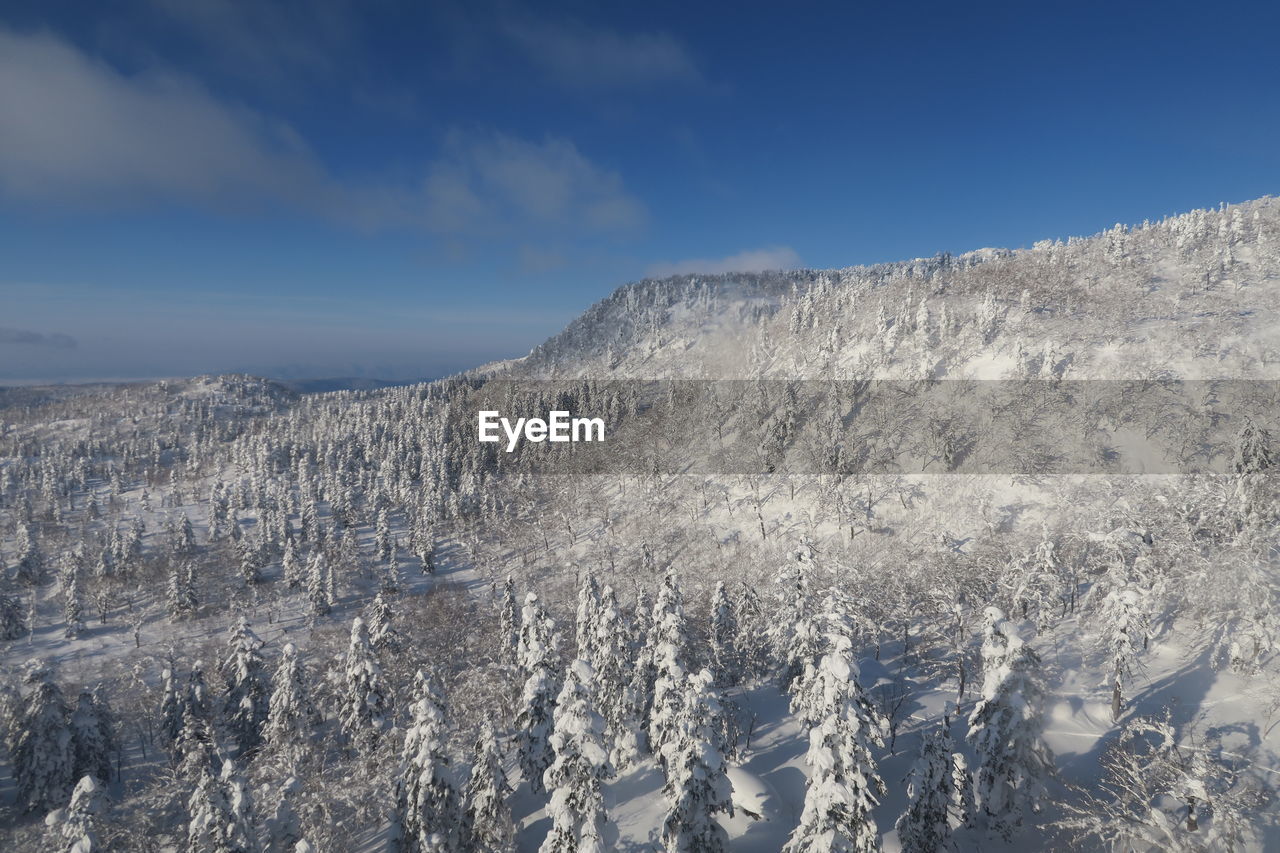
left=515, top=594, right=560, bottom=795
left=595, top=584, right=642, bottom=768
left=13, top=665, right=74, bottom=814
left=499, top=576, right=520, bottom=665
left=895, top=715, right=971, bottom=853
left=187, top=758, right=259, bottom=853
left=396, top=671, right=461, bottom=853
left=709, top=581, right=740, bottom=686
left=785, top=596, right=885, bottom=853
left=648, top=572, right=691, bottom=771
left=307, top=551, right=333, bottom=617
left=966, top=606, right=1053, bottom=840
left=69, top=689, right=114, bottom=784
left=339, top=617, right=390, bottom=748
left=63, top=569, right=85, bottom=639
left=0, top=587, right=26, bottom=640
left=167, top=560, right=198, bottom=620
left=574, top=572, right=603, bottom=665
left=159, top=664, right=186, bottom=746
left=541, top=660, right=613, bottom=853
left=1097, top=583, right=1150, bottom=720
left=15, top=522, right=44, bottom=585
left=264, top=643, right=318, bottom=764
left=462, top=722, right=514, bottom=853
left=366, top=592, right=401, bottom=654
left=1058, top=710, right=1259, bottom=852
left=53, top=774, right=108, bottom=853
left=221, top=618, right=270, bottom=757
left=660, top=668, right=733, bottom=853
left=282, top=539, right=304, bottom=589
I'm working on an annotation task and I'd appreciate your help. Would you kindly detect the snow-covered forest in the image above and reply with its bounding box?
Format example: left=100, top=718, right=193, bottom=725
left=3, top=196, right=1280, bottom=851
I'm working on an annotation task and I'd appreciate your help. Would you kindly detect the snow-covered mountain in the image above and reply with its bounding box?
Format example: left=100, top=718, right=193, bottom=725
left=2, top=196, right=1279, bottom=852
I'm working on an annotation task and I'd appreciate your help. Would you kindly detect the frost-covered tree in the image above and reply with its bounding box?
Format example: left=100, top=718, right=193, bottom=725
left=648, top=572, right=691, bottom=771
left=282, top=539, right=303, bottom=589
left=541, top=660, right=613, bottom=853
left=1097, top=583, right=1150, bottom=721
left=784, top=619, right=885, bottom=853
left=660, top=668, right=733, bottom=853
left=69, top=689, right=114, bottom=784
left=187, top=759, right=259, bottom=853
left=895, top=716, right=971, bottom=853
left=63, top=569, right=85, bottom=639
left=220, top=618, right=270, bottom=757
left=462, top=722, right=514, bottom=853
left=595, top=584, right=642, bottom=768
left=15, top=522, right=44, bottom=585
left=574, top=572, right=603, bottom=665
left=54, top=774, right=108, bottom=853
left=13, top=666, right=74, bottom=813
left=0, top=587, right=26, bottom=640
left=709, top=581, right=740, bottom=687
left=515, top=594, right=560, bottom=795
left=499, top=576, right=520, bottom=665
left=1058, top=710, right=1260, bottom=852
left=396, top=671, right=461, bottom=853
left=339, top=617, right=390, bottom=748
left=264, top=643, right=318, bottom=764
left=966, top=607, right=1053, bottom=840
left=306, top=551, right=333, bottom=617
left=366, top=592, right=401, bottom=654
left=159, top=664, right=186, bottom=746
left=167, top=560, right=198, bottom=620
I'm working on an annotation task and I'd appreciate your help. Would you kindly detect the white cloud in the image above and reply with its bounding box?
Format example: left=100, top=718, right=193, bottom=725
left=501, top=18, right=704, bottom=90
left=0, top=26, right=338, bottom=211
left=423, top=132, right=647, bottom=235
left=0, top=27, right=644, bottom=242
left=647, top=246, right=802, bottom=278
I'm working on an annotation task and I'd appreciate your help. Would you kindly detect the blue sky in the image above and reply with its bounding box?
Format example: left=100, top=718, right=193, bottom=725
left=2, top=0, right=1279, bottom=382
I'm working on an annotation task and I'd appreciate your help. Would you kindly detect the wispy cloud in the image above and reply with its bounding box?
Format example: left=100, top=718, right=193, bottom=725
left=0, top=327, right=78, bottom=348
left=647, top=246, right=802, bottom=278
left=501, top=17, right=705, bottom=91
left=0, top=27, right=644, bottom=241
left=423, top=131, right=647, bottom=235
left=0, top=26, right=336, bottom=211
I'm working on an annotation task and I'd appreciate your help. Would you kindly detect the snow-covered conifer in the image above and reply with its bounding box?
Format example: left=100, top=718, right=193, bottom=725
left=281, top=539, right=303, bottom=589
left=55, top=774, right=107, bottom=853
left=515, top=594, right=560, bottom=795
left=366, top=592, right=401, bottom=654
left=264, top=643, right=318, bottom=764
left=220, top=617, right=270, bottom=757
left=541, top=660, right=613, bottom=853
left=499, top=576, right=520, bottom=665
left=307, top=551, right=333, bottom=617
left=896, top=716, right=971, bottom=853
left=574, top=572, right=603, bottom=666
left=13, top=665, right=74, bottom=813
left=709, top=581, right=740, bottom=686
left=396, top=671, right=461, bottom=852
left=785, top=599, right=885, bottom=853
left=462, top=722, right=514, bottom=853
left=167, top=560, right=198, bottom=620
left=69, top=689, right=114, bottom=784
left=660, top=668, right=733, bottom=853
left=63, top=568, right=85, bottom=639
left=339, top=617, right=390, bottom=747
left=966, top=606, right=1053, bottom=840
left=187, top=758, right=259, bottom=853
left=648, top=572, right=691, bottom=772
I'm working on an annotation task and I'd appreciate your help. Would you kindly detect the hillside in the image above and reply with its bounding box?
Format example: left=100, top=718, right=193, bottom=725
left=1, top=196, right=1279, bottom=852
